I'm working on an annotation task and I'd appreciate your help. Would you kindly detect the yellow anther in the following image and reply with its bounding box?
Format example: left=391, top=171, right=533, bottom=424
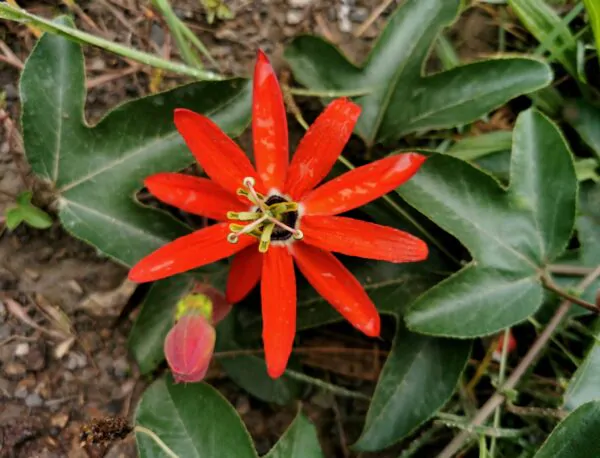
left=292, top=229, right=304, bottom=240
left=227, top=211, right=262, bottom=221
left=258, top=223, right=275, bottom=253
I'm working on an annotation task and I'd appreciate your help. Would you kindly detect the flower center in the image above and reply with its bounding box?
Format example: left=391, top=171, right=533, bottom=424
left=226, top=177, right=302, bottom=252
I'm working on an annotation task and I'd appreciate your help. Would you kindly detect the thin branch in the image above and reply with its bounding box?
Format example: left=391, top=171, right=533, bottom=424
left=437, top=265, right=600, bottom=458
left=548, top=264, right=597, bottom=276
left=541, top=275, right=600, bottom=314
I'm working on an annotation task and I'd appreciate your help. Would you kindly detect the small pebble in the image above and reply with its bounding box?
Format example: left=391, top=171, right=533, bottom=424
left=0, top=377, right=11, bottom=396
left=23, top=268, right=40, bottom=281
left=288, top=0, right=312, bottom=7
left=25, top=392, right=43, bottom=408
left=112, top=357, right=130, bottom=378
left=350, top=6, right=369, bottom=22
left=286, top=9, right=304, bottom=25
left=66, top=280, right=84, bottom=296
left=23, top=345, right=46, bottom=372
left=15, top=343, right=30, bottom=357
left=4, top=361, right=27, bottom=377
left=0, top=324, right=11, bottom=340
left=236, top=396, right=251, bottom=415
left=50, top=412, right=69, bottom=429
left=65, top=352, right=87, bottom=370
left=3, top=83, right=18, bottom=101
left=14, top=385, right=28, bottom=399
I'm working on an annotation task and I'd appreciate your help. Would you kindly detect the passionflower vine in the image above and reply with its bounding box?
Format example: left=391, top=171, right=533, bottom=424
left=129, top=50, right=428, bottom=378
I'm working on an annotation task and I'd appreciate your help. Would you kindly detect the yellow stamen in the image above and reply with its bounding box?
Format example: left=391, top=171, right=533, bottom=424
left=259, top=223, right=275, bottom=253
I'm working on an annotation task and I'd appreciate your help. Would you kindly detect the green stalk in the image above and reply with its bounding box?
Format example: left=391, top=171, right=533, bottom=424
left=0, top=2, right=223, bottom=81
left=152, top=0, right=204, bottom=69
left=489, top=328, right=511, bottom=457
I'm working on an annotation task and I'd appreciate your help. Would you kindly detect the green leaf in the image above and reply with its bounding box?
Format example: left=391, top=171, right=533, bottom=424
left=585, top=0, right=600, bottom=66
left=509, top=0, right=578, bottom=78
left=265, top=413, right=323, bottom=458
left=402, top=109, right=577, bottom=337
left=4, top=207, right=24, bottom=230
left=353, top=324, right=470, bottom=451
left=20, top=205, right=53, bottom=229
left=16, top=191, right=32, bottom=206
left=578, top=182, right=600, bottom=266
left=446, top=131, right=513, bottom=161
left=4, top=192, right=53, bottom=230
left=284, top=0, right=551, bottom=146
left=534, top=401, right=600, bottom=457
left=564, top=99, right=600, bottom=161
left=135, top=377, right=257, bottom=458
left=564, top=320, right=600, bottom=411
left=575, top=158, right=600, bottom=183
left=215, top=314, right=300, bottom=405
left=128, top=275, right=194, bottom=375
left=20, top=17, right=251, bottom=267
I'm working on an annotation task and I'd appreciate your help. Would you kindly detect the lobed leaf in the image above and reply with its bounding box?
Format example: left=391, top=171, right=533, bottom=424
left=20, top=17, right=251, bottom=268
left=402, top=109, right=577, bottom=337
left=285, top=0, right=552, bottom=146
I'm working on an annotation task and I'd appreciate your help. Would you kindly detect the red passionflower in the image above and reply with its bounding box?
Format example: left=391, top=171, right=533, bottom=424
left=129, top=51, right=428, bottom=378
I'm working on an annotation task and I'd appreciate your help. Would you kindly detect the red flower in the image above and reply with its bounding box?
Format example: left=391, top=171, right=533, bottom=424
left=129, top=51, right=428, bottom=378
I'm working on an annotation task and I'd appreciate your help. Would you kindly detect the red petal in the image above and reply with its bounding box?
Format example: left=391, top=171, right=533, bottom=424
left=174, top=109, right=262, bottom=195
left=291, top=243, right=380, bottom=337
left=301, top=153, right=427, bottom=216
left=128, top=223, right=255, bottom=282
left=145, top=173, right=247, bottom=221
left=301, top=216, right=428, bottom=263
left=285, top=99, right=361, bottom=199
left=226, top=245, right=263, bottom=304
left=253, top=50, right=288, bottom=190
left=261, top=246, right=296, bottom=378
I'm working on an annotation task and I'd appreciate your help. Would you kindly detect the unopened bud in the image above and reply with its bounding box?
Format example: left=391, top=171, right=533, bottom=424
left=164, top=314, right=215, bottom=383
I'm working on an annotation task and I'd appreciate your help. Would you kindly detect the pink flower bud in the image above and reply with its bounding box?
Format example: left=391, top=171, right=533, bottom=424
left=164, top=314, right=216, bottom=383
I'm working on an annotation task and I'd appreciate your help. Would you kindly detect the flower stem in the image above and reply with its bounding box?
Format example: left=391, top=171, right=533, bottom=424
left=0, top=3, right=223, bottom=81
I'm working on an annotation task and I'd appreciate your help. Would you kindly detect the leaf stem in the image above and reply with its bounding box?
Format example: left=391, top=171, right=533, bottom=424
left=0, top=3, right=223, bottom=81
left=436, top=265, right=600, bottom=458
left=541, top=274, right=600, bottom=314
left=134, top=425, right=180, bottom=458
